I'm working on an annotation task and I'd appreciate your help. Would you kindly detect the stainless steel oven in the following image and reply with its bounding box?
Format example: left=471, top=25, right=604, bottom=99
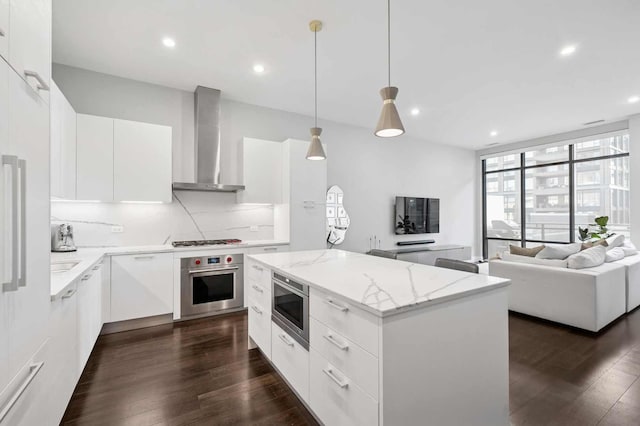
left=180, top=254, right=244, bottom=319
left=272, top=272, right=309, bottom=350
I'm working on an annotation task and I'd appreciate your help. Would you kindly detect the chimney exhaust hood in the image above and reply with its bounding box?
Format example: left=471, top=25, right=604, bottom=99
left=172, top=86, right=245, bottom=192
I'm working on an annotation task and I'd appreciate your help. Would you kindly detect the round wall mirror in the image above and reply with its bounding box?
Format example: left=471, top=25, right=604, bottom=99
left=326, top=185, right=350, bottom=245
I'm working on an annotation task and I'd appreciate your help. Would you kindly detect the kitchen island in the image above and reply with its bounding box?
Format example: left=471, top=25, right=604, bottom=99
left=245, top=249, right=510, bottom=426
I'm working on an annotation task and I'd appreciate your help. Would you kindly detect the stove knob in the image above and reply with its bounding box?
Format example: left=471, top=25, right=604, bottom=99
left=226, top=256, right=233, bottom=263
left=195, top=259, right=201, bottom=265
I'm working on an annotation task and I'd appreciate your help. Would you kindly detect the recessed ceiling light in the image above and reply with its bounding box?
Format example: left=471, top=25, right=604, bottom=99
left=162, top=37, right=176, bottom=48
left=490, top=130, right=498, bottom=137
left=559, top=45, right=577, bottom=56
left=410, top=108, right=420, bottom=116
left=253, top=64, right=265, bottom=74
left=628, top=95, right=640, bottom=104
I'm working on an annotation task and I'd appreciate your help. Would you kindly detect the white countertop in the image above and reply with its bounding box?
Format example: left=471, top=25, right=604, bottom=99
left=248, top=249, right=510, bottom=317
left=50, top=240, right=289, bottom=300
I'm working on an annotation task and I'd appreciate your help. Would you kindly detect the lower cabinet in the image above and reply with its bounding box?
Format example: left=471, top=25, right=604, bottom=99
left=77, top=263, right=102, bottom=374
left=110, top=253, right=173, bottom=322
left=271, top=322, right=309, bottom=403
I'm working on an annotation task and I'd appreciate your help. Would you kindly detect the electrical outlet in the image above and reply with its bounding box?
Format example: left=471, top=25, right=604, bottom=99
left=250, top=226, right=259, bottom=232
left=111, top=225, right=124, bottom=233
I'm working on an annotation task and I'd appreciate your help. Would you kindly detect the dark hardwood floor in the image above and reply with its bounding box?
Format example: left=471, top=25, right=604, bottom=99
left=62, top=308, right=640, bottom=426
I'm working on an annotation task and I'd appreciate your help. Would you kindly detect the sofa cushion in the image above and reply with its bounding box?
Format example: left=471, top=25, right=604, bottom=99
left=622, top=240, right=639, bottom=257
left=606, top=234, right=625, bottom=249
left=567, top=245, right=606, bottom=269
left=605, top=247, right=625, bottom=263
left=581, top=239, right=608, bottom=250
left=501, top=252, right=568, bottom=268
left=509, top=244, right=544, bottom=257
left=536, top=242, right=582, bottom=260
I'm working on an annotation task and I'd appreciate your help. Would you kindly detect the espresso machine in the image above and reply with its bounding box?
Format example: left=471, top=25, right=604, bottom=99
left=51, top=223, right=77, bottom=252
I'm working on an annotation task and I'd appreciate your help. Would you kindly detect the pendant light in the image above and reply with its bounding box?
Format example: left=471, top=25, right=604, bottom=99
left=306, top=20, right=327, bottom=161
left=375, top=0, right=404, bottom=137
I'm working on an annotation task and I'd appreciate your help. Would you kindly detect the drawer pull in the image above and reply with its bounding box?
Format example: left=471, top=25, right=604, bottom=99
left=0, top=362, right=44, bottom=422
left=252, top=284, right=264, bottom=293
left=92, top=265, right=102, bottom=271
left=61, top=288, right=77, bottom=299
left=323, top=368, right=349, bottom=389
left=81, top=274, right=91, bottom=281
left=251, top=305, right=262, bottom=315
left=278, top=333, right=294, bottom=347
left=252, top=264, right=264, bottom=271
left=263, top=247, right=278, bottom=252
left=24, top=70, right=50, bottom=91
left=324, top=333, right=349, bottom=351
left=133, top=255, right=155, bottom=260
left=325, top=298, right=349, bottom=312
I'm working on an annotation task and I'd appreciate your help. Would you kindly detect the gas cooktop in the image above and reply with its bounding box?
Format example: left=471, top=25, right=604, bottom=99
left=171, top=239, right=243, bottom=248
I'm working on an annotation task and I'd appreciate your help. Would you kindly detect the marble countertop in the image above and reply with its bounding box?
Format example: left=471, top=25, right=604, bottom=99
left=248, top=249, right=510, bottom=317
left=50, top=240, right=289, bottom=300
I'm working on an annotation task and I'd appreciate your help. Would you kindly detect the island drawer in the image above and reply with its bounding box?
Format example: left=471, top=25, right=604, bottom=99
left=310, top=288, right=380, bottom=357
left=247, top=277, right=271, bottom=309
left=310, top=317, right=379, bottom=400
left=271, top=322, right=309, bottom=403
left=309, top=347, right=378, bottom=426
left=248, top=300, right=271, bottom=359
left=246, top=259, right=271, bottom=288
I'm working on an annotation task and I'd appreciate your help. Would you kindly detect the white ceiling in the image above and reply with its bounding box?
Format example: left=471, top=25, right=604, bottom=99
left=53, top=0, right=640, bottom=150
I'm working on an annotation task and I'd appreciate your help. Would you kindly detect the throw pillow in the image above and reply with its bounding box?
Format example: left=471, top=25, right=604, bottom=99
left=536, top=242, right=582, bottom=260
left=606, top=234, right=625, bottom=249
left=501, top=252, right=568, bottom=268
left=605, top=247, right=625, bottom=262
left=581, top=239, right=608, bottom=251
left=509, top=244, right=544, bottom=257
left=622, top=243, right=639, bottom=257
left=567, top=245, right=606, bottom=269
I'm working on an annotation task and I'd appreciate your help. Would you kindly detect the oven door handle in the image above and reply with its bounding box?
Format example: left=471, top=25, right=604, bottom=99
left=188, top=266, right=239, bottom=275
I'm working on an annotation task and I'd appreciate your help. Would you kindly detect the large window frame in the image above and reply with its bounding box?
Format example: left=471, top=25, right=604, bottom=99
left=482, top=134, right=630, bottom=258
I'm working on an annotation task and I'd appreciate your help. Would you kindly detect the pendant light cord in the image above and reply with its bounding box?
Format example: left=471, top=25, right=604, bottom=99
left=387, top=0, right=391, bottom=87
left=314, top=28, right=318, bottom=128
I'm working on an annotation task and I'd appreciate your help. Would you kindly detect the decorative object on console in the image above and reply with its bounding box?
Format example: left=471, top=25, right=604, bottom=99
left=306, top=20, right=326, bottom=161
left=375, top=0, right=405, bottom=137
left=397, top=239, right=435, bottom=246
left=326, top=185, right=349, bottom=245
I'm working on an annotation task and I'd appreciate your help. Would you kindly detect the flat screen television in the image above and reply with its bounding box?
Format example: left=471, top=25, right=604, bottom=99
left=395, top=197, right=440, bottom=235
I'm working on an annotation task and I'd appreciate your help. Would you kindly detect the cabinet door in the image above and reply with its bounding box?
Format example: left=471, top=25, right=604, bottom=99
left=60, top=85, right=76, bottom=199
left=237, top=138, right=282, bottom=204
left=271, top=322, right=309, bottom=403
left=0, top=0, right=8, bottom=60
left=76, top=272, right=92, bottom=374
left=113, top=119, right=172, bottom=202
left=0, top=48, right=9, bottom=393
left=76, top=114, right=113, bottom=201
left=89, top=264, right=103, bottom=342
left=110, top=253, right=173, bottom=322
left=9, top=0, right=51, bottom=101
left=50, top=80, right=63, bottom=198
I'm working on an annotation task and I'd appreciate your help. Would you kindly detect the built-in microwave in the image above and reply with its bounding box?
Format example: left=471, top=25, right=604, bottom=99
left=272, top=273, right=309, bottom=350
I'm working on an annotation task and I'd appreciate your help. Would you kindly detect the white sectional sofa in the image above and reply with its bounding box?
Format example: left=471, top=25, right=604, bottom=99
left=614, top=255, right=640, bottom=312
left=489, top=260, right=626, bottom=332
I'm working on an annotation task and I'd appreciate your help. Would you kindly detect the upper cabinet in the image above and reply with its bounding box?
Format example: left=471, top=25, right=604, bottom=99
left=50, top=80, right=77, bottom=200
left=8, top=0, right=51, bottom=102
left=114, top=119, right=172, bottom=202
left=238, top=138, right=283, bottom=204
left=77, top=114, right=114, bottom=201
left=76, top=114, right=172, bottom=203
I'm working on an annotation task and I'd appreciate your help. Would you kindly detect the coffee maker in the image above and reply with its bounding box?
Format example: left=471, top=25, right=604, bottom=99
left=51, top=223, right=77, bottom=252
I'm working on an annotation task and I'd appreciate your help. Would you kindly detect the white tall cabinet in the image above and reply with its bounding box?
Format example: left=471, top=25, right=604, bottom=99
left=50, top=80, right=77, bottom=200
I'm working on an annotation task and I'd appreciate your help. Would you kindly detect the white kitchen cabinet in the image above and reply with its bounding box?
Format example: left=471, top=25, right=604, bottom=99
left=0, top=0, right=8, bottom=60
left=247, top=245, right=289, bottom=255
left=50, top=80, right=77, bottom=199
left=113, top=119, right=172, bottom=202
left=77, top=263, right=102, bottom=374
left=110, top=253, right=173, bottom=322
left=8, top=0, right=51, bottom=101
left=76, top=113, right=113, bottom=201
left=246, top=258, right=272, bottom=358
left=271, top=322, right=309, bottom=403
left=0, top=48, right=9, bottom=394
left=238, top=138, right=283, bottom=204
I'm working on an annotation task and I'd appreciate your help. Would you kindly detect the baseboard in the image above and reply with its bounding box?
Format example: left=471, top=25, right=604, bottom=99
left=101, top=314, right=174, bottom=335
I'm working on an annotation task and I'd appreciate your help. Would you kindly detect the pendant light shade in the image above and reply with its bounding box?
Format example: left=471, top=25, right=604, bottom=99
left=375, top=86, right=404, bottom=137
left=375, top=0, right=404, bottom=138
left=306, top=127, right=326, bottom=160
left=306, top=20, right=326, bottom=161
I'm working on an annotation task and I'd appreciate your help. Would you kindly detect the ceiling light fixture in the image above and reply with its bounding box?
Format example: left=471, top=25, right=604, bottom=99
left=162, top=37, right=176, bottom=48
left=306, top=20, right=326, bottom=161
left=559, top=45, right=576, bottom=56
left=410, top=108, right=420, bottom=116
left=375, top=0, right=404, bottom=138
left=253, top=64, right=265, bottom=74
left=490, top=130, right=498, bottom=137
left=628, top=95, right=640, bottom=104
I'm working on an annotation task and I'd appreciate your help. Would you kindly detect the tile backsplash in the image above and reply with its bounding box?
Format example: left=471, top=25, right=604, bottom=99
left=51, top=191, right=275, bottom=247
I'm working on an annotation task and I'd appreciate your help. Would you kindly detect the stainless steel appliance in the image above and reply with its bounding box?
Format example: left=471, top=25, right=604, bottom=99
left=172, top=238, right=242, bottom=248
left=180, top=254, right=244, bottom=318
left=272, top=273, right=309, bottom=350
left=51, top=223, right=77, bottom=252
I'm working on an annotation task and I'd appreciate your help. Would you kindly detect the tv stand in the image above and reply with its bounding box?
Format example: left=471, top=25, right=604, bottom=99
left=397, top=240, right=435, bottom=246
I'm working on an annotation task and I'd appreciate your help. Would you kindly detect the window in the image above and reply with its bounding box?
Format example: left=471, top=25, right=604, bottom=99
left=482, top=132, right=630, bottom=258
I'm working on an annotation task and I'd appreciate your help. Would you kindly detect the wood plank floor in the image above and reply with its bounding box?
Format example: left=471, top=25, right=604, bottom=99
left=62, top=308, right=640, bottom=425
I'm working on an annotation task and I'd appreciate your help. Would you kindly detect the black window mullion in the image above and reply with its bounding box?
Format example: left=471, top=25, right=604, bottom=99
left=520, top=152, right=526, bottom=247
left=482, top=159, right=488, bottom=259
left=569, top=144, right=575, bottom=243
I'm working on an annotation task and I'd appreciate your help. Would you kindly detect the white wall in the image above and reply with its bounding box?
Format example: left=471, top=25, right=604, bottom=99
left=630, top=114, right=640, bottom=240
left=53, top=64, right=478, bottom=254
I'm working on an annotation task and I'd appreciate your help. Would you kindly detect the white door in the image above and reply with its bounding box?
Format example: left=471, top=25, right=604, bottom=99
left=0, top=56, right=10, bottom=397
left=8, top=0, right=51, bottom=101
left=76, top=114, right=113, bottom=201
left=113, top=119, right=172, bottom=202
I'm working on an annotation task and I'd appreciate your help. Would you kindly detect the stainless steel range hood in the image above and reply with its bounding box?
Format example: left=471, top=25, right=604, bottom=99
left=172, top=86, right=245, bottom=192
